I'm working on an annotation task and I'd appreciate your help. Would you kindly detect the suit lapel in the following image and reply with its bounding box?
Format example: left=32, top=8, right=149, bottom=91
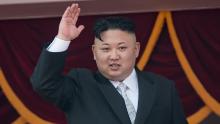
left=134, top=70, right=157, bottom=124
left=95, top=72, right=131, bottom=124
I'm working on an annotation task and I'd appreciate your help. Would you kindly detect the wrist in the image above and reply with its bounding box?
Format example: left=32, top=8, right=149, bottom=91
left=56, top=34, right=71, bottom=41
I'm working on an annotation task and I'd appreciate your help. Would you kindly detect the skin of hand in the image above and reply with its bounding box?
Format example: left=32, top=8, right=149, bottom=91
left=57, top=3, right=85, bottom=41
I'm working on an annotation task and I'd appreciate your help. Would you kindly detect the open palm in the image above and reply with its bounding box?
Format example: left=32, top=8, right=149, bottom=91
left=57, top=4, right=84, bottom=41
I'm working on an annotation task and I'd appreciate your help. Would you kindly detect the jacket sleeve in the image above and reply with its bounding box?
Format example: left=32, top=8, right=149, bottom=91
left=30, top=48, right=78, bottom=111
left=171, top=82, right=188, bottom=124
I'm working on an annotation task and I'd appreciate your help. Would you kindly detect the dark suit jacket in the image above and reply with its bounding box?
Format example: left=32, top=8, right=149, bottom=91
left=31, top=49, right=188, bottom=124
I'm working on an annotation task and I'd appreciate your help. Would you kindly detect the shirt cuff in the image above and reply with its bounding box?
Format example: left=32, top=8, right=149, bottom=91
left=47, top=37, right=71, bottom=52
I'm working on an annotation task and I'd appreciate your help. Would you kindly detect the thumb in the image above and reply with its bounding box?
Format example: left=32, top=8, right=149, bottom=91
left=77, top=25, right=85, bottom=34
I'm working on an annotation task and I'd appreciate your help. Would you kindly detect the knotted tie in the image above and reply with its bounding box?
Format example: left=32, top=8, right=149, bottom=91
left=117, top=83, right=136, bottom=124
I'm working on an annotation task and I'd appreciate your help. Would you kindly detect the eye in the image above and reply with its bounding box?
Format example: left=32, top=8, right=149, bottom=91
left=100, top=47, right=110, bottom=52
left=118, top=46, right=127, bottom=51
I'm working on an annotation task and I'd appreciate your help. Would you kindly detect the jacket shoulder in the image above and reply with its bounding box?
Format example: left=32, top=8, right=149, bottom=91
left=67, top=68, right=96, bottom=81
left=68, top=68, right=94, bottom=76
left=139, top=71, right=174, bottom=86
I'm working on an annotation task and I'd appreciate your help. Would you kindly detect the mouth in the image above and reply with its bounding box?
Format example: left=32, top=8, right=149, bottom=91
left=109, top=63, right=121, bottom=71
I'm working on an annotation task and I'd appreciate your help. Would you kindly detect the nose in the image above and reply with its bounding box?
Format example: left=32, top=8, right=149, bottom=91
left=109, top=49, right=119, bottom=60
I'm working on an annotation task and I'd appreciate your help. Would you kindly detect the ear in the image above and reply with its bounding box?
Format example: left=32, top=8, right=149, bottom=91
left=92, top=45, right=96, bottom=60
left=135, top=42, right=140, bottom=58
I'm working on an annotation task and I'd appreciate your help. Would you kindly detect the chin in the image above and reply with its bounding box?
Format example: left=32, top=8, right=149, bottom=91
left=109, top=71, right=121, bottom=76
left=108, top=73, right=125, bottom=81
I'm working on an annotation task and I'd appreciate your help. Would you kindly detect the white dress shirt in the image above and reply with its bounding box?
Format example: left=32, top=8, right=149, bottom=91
left=47, top=37, right=139, bottom=111
left=47, top=37, right=71, bottom=52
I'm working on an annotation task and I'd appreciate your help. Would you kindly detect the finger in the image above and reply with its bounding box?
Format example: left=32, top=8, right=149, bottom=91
left=72, top=8, right=80, bottom=25
left=77, top=25, right=85, bottom=33
left=69, top=3, right=76, bottom=12
left=70, top=4, right=78, bottom=19
left=62, top=6, right=71, bottom=18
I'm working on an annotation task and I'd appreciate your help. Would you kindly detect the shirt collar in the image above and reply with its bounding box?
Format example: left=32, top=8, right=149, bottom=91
left=110, top=69, right=138, bottom=92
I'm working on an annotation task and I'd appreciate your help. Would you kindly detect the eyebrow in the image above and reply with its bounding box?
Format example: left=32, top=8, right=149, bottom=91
left=118, top=42, right=126, bottom=45
left=100, top=43, right=109, bottom=46
left=97, top=41, right=127, bottom=46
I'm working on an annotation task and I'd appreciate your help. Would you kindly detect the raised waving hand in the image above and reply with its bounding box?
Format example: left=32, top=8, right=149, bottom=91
left=57, top=4, right=84, bottom=41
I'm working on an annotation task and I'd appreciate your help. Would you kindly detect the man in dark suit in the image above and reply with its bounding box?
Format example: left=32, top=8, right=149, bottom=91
left=31, top=3, right=188, bottom=124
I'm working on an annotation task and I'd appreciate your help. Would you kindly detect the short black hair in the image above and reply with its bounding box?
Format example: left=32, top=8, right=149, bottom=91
left=93, top=16, right=136, bottom=41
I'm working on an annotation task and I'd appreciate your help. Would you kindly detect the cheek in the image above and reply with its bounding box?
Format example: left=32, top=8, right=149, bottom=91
left=95, top=52, right=108, bottom=64
left=121, top=52, right=137, bottom=66
left=122, top=51, right=137, bottom=60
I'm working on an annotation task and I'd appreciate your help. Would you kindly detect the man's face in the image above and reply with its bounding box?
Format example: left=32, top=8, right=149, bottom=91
left=92, top=29, right=140, bottom=81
